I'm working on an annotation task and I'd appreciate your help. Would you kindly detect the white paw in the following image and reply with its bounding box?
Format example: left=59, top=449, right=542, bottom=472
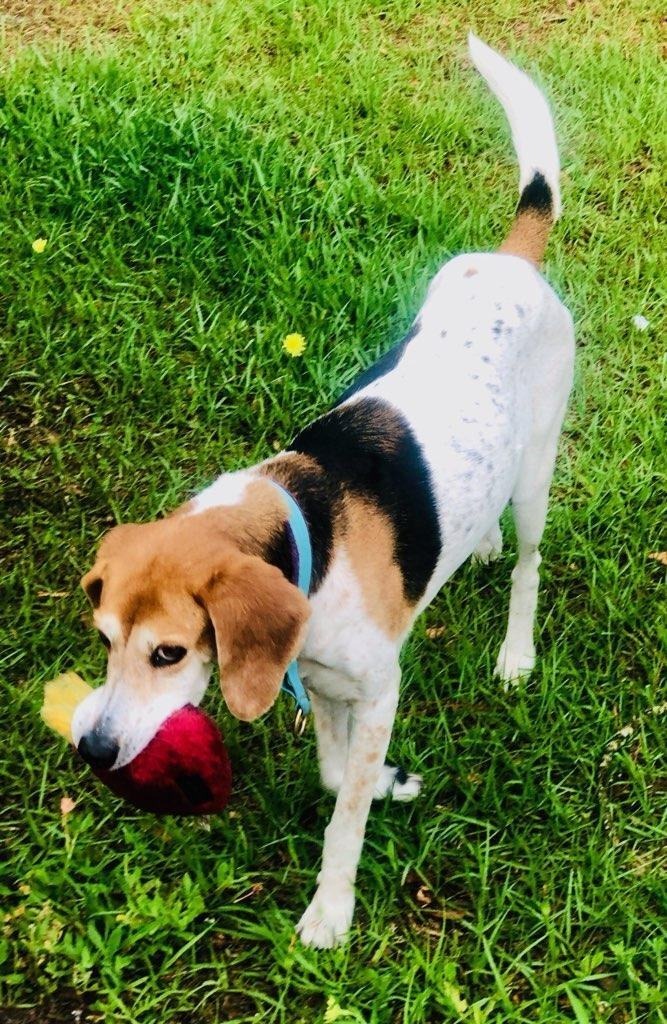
left=373, top=764, right=422, bottom=801
left=494, top=640, right=535, bottom=686
left=472, top=534, right=503, bottom=565
left=296, top=885, right=355, bottom=949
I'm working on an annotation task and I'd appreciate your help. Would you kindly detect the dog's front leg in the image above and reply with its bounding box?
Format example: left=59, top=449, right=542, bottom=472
left=296, top=678, right=399, bottom=948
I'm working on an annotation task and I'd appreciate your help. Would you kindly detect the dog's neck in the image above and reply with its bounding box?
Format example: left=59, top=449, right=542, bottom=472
left=183, top=452, right=340, bottom=593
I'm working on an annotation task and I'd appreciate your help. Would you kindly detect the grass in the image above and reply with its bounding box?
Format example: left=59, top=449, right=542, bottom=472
left=1, top=1, right=665, bottom=1021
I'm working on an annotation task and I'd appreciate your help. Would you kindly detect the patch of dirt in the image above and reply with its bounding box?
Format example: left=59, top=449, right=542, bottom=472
left=0, top=0, right=135, bottom=57
left=0, top=990, right=96, bottom=1024
left=369, top=0, right=660, bottom=56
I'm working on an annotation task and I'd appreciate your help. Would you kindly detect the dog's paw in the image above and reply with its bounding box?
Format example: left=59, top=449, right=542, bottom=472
left=472, top=533, right=503, bottom=566
left=494, top=640, right=535, bottom=686
left=373, top=764, right=422, bottom=802
left=296, top=885, right=355, bottom=949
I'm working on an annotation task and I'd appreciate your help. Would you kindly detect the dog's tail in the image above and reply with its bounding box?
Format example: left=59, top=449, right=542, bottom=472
left=468, top=33, right=560, bottom=266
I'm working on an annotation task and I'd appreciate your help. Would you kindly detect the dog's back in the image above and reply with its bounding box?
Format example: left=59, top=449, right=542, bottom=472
left=310, top=34, right=574, bottom=608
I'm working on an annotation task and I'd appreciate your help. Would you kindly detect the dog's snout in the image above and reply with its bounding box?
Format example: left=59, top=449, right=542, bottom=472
left=78, top=729, right=119, bottom=771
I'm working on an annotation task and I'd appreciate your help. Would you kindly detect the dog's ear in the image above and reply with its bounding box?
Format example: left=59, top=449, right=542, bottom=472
left=198, top=553, right=310, bottom=722
left=81, top=564, right=105, bottom=608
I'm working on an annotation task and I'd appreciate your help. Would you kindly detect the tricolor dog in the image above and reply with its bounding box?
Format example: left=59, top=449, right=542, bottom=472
left=73, top=35, right=575, bottom=947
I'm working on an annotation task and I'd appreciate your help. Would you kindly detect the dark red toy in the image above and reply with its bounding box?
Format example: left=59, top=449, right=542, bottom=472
left=91, top=705, right=232, bottom=815
left=41, top=674, right=231, bottom=816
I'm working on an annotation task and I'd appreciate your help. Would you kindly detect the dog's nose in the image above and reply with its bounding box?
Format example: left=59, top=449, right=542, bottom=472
left=78, top=730, right=119, bottom=771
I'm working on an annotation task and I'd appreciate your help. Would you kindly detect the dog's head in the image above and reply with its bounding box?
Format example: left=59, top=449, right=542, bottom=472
left=73, top=513, right=310, bottom=770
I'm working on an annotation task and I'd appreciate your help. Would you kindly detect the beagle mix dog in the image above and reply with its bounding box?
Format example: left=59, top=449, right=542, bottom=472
left=72, top=35, right=574, bottom=947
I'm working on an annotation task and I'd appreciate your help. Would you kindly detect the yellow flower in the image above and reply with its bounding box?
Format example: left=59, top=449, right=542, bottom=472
left=282, top=332, right=306, bottom=357
left=32, top=237, right=47, bottom=253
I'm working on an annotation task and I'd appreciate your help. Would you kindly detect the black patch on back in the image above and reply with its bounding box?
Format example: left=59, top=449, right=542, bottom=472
left=291, top=397, right=441, bottom=604
left=516, top=171, right=552, bottom=217
left=335, top=320, right=420, bottom=406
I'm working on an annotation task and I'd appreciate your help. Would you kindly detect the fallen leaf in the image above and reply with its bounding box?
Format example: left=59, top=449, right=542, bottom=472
left=60, top=796, right=77, bottom=816
left=648, top=551, right=667, bottom=566
left=425, top=625, right=446, bottom=639
left=415, top=884, right=433, bottom=906
left=232, top=883, right=263, bottom=903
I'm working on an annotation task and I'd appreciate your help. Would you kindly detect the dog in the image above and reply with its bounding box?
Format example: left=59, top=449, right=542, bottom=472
left=72, top=34, right=574, bottom=948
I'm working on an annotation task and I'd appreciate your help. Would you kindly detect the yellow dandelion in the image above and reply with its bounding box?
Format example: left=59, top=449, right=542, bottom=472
left=32, top=237, right=48, bottom=253
left=283, top=332, right=306, bottom=357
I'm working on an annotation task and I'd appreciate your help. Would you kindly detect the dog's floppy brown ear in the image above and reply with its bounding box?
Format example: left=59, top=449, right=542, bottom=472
left=199, top=553, right=310, bottom=722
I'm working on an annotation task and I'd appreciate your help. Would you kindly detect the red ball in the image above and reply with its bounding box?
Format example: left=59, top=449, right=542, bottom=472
left=89, top=705, right=232, bottom=815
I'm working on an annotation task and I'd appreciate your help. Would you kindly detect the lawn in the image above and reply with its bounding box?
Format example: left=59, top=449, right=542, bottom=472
left=1, top=1, right=665, bottom=1021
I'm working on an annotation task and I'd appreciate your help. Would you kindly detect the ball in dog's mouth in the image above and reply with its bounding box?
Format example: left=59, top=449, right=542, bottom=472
left=90, top=704, right=232, bottom=815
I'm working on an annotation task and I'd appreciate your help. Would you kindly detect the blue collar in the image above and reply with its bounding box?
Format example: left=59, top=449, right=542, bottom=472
left=269, top=482, right=312, bottom=718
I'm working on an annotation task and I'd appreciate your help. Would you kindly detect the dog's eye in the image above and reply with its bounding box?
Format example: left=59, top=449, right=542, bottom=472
left=150, top=645, right=187, bottom=668
left=98, top=630, right=111, bottom=650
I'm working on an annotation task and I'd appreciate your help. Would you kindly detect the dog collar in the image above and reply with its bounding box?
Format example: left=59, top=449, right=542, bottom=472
left=269, top=482, right=312, bottom=720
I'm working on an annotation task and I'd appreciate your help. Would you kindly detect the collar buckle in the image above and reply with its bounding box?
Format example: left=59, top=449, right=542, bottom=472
left=293, top=708, right=309, bottom=737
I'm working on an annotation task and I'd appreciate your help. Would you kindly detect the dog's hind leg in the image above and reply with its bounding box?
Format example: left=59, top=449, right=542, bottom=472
left=495, top=402, right=572, bottom=684
left=495, top=300, right=574, bottom=685
left=373, top=763, right=422, bottom=801
left=472, top=520, right=503, bottom=565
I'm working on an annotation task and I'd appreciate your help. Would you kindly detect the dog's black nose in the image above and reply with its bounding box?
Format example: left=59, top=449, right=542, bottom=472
left=78, top=730, right=119, bottom=771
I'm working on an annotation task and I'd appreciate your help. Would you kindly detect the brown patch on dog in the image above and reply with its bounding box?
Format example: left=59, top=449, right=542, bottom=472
left=81, top=482, right=309, bottom=720
left=463, top=266, right=478, bottom=278
left=342, top=495, right=412, bottom=637
left=190, top=480, right=289, bottom=555
left=170, top=497, right=195, bottom=516
left=499, top=210, right=551, bottom=267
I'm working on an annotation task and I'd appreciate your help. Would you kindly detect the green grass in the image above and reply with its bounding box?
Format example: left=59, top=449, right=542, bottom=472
left=1, top=1, right=665, bottom=1021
